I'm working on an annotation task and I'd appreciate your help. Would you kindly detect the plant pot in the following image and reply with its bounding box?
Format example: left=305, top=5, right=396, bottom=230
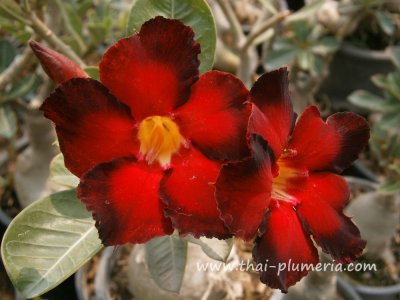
left=317, top=43, right=395, bottom=111
left=75, top=242, right=272, bottom=299
left=338, top=275, right=400, bottom=300
left=352, top=282, right=400, bottom=300
left=343, top=177, right=400, bottom=300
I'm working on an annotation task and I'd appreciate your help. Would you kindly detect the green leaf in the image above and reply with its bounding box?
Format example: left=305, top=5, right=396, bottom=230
left=379, top=179, right=400, bottom=195
left=389, top=47, right=400, bottom=69
left=83, top=66, right=100, bottom=81
left=0, top=105, right=17, bottom=139
left=375, top=11, right=395, bottom=36
left=1, top=189, right=103, bottom=299
left=348, top=90, right=391, bottom=111
left=0, top=0, right=26, bottom=23
left=50, top=154, right=79, bottom=188
left=371, top=74, right=389, bottom=89
left=184, top=236, right=232, bottom=262
left=380, top=110, right=400, bottom=130
left=0, top=39, right=17, bottom=72
left=126, top=0, right=216, bottom=74
left=385, top=72, right=400, bottom=100
left=297, top=50, right=314, bottom=70
left=145, top=235, right=187, bottom=293
left=3, top=75, right=38, bottom=101
left=264, top=48, right=297, bottom=70
left=312, top=37, right=339, bottom=56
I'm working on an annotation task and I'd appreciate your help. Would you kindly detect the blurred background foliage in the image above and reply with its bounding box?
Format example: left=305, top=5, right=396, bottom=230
left=0, top=0, right=399, bottom=299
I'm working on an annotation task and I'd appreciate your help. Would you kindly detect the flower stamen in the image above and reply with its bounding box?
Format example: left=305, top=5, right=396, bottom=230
left=137, top=116, right=184, bottom=166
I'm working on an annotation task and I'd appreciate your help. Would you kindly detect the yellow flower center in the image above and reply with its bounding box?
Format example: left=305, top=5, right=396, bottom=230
left=271, top=156, right=308, bottom=205
left=137, top=116, right=184, bottom=167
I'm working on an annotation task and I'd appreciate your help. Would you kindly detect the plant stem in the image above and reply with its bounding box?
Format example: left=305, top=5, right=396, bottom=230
left=28, top=12, right=86, bottom=67
left=215, top=0, right=245, bottom=45
left=240, top=10, right=290, bottom=53
left=54, top=0, right=87, bottom=55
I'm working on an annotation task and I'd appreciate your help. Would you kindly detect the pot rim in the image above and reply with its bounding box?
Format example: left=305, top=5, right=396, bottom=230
left=338, top=273, right=400, bottom=294
left=341, top=43, right=392, bottom=61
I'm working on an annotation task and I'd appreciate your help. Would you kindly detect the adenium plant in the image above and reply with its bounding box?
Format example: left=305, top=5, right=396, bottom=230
left=1, top=2, right=370, bottom=298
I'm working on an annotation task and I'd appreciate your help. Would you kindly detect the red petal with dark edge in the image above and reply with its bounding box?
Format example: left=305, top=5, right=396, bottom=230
left=174, top=71, right=251, bottom=161
left=29, top=40, right=88, bottom=84
left=284, top=106, right=370, bottom=173
left=100, top=17, right=200, bottom=120
left=249, top=68, right=294, bottom=159
left=252, top=201, right=319, bottom=293
left=295, top=173, right=366, bottom=263
left=160, top=147, right=231, bottom=239
left=41, top=78, right=138, bottom=177
left=215, top=135, right=272, bottom=241
left=78, top=157, right=173, bottom=245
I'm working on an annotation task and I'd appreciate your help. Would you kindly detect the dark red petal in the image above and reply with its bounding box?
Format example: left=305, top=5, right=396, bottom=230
left=41, top=78, right=138, bottom=177
left=249, top=68, right=294, bottom=159
left=215, top=135, right=272, bottom=241
left=160, top=147, right=231, bottom=239
left=285, top=106, right=370, bottom=173
left=295, top=173, right=366, bottom=263
left=174, top=71, right=251, bottom=161
left=100, top=17, right=200, bottom=120
left=253, top=202, right=319, bottom=293
left=78, top=157, right=173, bottom=246
left=29, top=40, right=88, bottom=84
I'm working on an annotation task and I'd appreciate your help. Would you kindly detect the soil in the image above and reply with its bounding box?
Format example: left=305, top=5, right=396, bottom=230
left=84, top=246, right=134, bottom=300
left=82, top=242, right=274, bottom=300
left=346, top=227, right=400, bottom=287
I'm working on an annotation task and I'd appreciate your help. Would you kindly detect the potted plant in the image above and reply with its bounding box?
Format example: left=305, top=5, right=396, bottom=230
left=340, top=46, right=400, bottom=300
left=317, top=0, right=399, bottom=110
left=0, top=1, right=373, bottom=300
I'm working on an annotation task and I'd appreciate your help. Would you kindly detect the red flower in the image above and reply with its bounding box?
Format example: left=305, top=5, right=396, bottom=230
left=216, top=68, right=370, bottom=292
left=33, top=17, right=251, bottom=245
left=29, top=40, right=88, bottom=84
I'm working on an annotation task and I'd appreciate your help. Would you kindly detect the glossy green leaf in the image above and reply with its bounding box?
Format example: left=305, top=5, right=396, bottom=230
left=50, top=154, right=79, bottom=188
left=1, top=189, right=103, bottom=299
left=376, top=11, right=395, bottom=36
left=0, top=39, right=17, bottom=72
left=3, top=75, right=38, bottom=101
left=126, top=0, right=216, bottom=74
left=0, top=105, right=17, bottom=139
left=145, top=235, right=187, bottom=293
left=185, top=236, right=233, bottom=262
left=264, top=48, right=297, bottom=71
left=348, top=90, right=392, bottom=111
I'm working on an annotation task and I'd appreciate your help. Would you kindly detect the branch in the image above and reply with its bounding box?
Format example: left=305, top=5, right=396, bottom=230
left=28, top=12, right=86, bottom=67
left=215, top=0, right=245, bottom=45
left=240, top=10, right=290, bottom=53
left=0, top=46, right=35, bottom=92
